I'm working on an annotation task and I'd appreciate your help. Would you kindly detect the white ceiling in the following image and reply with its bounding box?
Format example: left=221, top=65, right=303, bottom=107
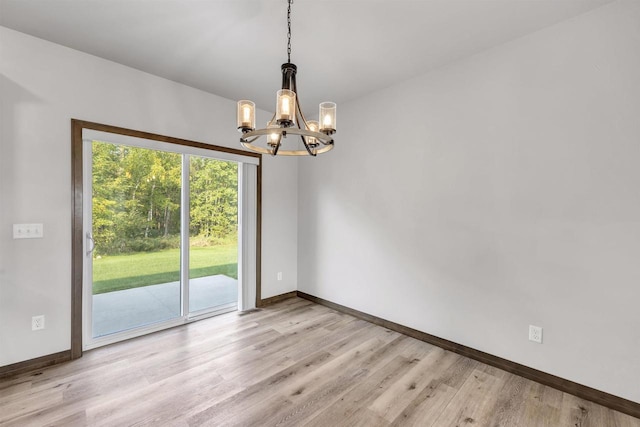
left=0, top=0, right=613, bottom=111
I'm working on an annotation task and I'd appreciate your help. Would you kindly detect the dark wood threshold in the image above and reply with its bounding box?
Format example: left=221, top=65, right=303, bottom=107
left=0, top=350, right=71, bottom=380
left=297, top=291, right=640, bottom=420
left=258, top=291, right=297, bottom=307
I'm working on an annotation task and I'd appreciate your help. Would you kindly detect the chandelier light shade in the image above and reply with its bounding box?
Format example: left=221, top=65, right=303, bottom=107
left=267, top=122, right=282, bottom=146
left=319, top=102, right=337, bottom=133
left=237, top=0, right=336, bottom=156
left=236, top=100, right=255, bottom=130
left=276, top=89, right=296, bottom=126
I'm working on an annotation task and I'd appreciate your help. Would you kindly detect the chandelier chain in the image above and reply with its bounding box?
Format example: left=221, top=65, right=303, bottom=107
left=287, top=0, right=292, bottom=63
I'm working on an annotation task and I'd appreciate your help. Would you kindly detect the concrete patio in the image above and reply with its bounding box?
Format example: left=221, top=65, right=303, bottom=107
left=92, top=274, right=238, bottom=337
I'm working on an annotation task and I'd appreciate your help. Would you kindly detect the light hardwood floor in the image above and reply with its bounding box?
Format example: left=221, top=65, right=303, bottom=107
left=1, top=297, right=638, bottom=426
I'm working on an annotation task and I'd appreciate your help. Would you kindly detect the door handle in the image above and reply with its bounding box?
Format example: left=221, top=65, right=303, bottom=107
left=86, top=232, right=95, bottom=256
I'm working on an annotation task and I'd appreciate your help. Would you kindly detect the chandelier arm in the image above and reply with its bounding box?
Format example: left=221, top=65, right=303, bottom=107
left=300, top=123, right=318, bottom=155
left=272, top=141, right=281, bottom=156
left=294, top=103, right=308, bottom=147
left=295, top=93, right=310, bottom=129
left=294, top=93, right=317, bottom=149
left=318, top=134, right=334, bottom=146
left=301, top=137, right=316, bottom=156
left=240, top=135, right=260, bottom=144
left=291, top=112, right=316, bottom=156
left=295, top=119, right=318, bottom=156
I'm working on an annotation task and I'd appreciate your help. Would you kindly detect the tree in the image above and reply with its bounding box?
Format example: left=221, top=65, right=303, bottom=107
left=91, top=141, right=238, bottom=255
left=190, top=157, right=238, bottom=239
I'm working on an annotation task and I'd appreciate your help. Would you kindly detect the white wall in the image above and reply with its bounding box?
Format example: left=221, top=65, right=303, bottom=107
left=0, top=26, right=297, bottom=366
left=298, top=0, right=640, bottom=403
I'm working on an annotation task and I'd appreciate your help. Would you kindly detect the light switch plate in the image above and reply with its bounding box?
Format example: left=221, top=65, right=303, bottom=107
left=13, top=223, right=44, bottom=239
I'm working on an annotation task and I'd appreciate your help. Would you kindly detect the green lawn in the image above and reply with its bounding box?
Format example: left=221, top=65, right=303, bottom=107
left=92, top=244, right=238, bottom=294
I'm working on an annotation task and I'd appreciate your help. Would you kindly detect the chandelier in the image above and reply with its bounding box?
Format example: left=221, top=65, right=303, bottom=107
left=236, top=0, right=336, bottom=156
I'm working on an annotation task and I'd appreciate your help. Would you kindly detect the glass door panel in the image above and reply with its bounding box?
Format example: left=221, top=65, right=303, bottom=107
left=91, top=141, right=182, bottom=337
left=188, top=156, right=239, bottom=315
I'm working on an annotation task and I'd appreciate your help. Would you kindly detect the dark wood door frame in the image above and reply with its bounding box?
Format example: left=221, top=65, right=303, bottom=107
left=70, top=119, right=262, bottom=359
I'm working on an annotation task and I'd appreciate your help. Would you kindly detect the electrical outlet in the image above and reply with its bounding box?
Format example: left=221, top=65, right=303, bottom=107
left=277, top=272, right=283, bottom=281
left=529, top=325, right=542, bottom=343
left=32, top=315, right=45, bottom=331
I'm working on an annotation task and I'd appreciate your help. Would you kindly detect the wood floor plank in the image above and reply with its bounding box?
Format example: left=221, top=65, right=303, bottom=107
left=0, top=297, right=638, bottom=427
left=387, top=352, right=477, bottom=426
left=516, top=381, right=563, bottom=426
left=485, top=371, right=532, bottom=426
left=43, top=410, right=88, bottom=427
left=305, top=337, right=433, bottom=427
left=556, top=392, right=633, bottom=427
left=429, top=367, right=506, bottom=426
left=348, top=408, right=390, bottom=427
left=0, top=376, right=32, bottom=397
left=185, top=350, right=333, bottom=425
left=305, top=355, right=417, bottom=427
left=85, top=367, right=233, bottom=427
left=369, top=347, right=458, bottom=422
left=0, top=389, right=64, bottom=425
left=1, top=359, right=151, bottom=426
left=139, top=327, right=282, bottom=384
left=255, top=336, right=417, bottom=427
left=191, top=337, right=388, bottom=426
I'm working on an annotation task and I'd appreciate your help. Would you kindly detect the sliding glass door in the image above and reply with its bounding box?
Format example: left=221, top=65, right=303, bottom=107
left=81, top=128, right=256, bottom=350
left=188, top=156, right=239, bottom=315
left=90, top=143, right=183, bottom=337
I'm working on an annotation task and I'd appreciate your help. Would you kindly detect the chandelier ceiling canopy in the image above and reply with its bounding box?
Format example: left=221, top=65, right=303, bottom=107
left=236, top=0, right=336, bottom=157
